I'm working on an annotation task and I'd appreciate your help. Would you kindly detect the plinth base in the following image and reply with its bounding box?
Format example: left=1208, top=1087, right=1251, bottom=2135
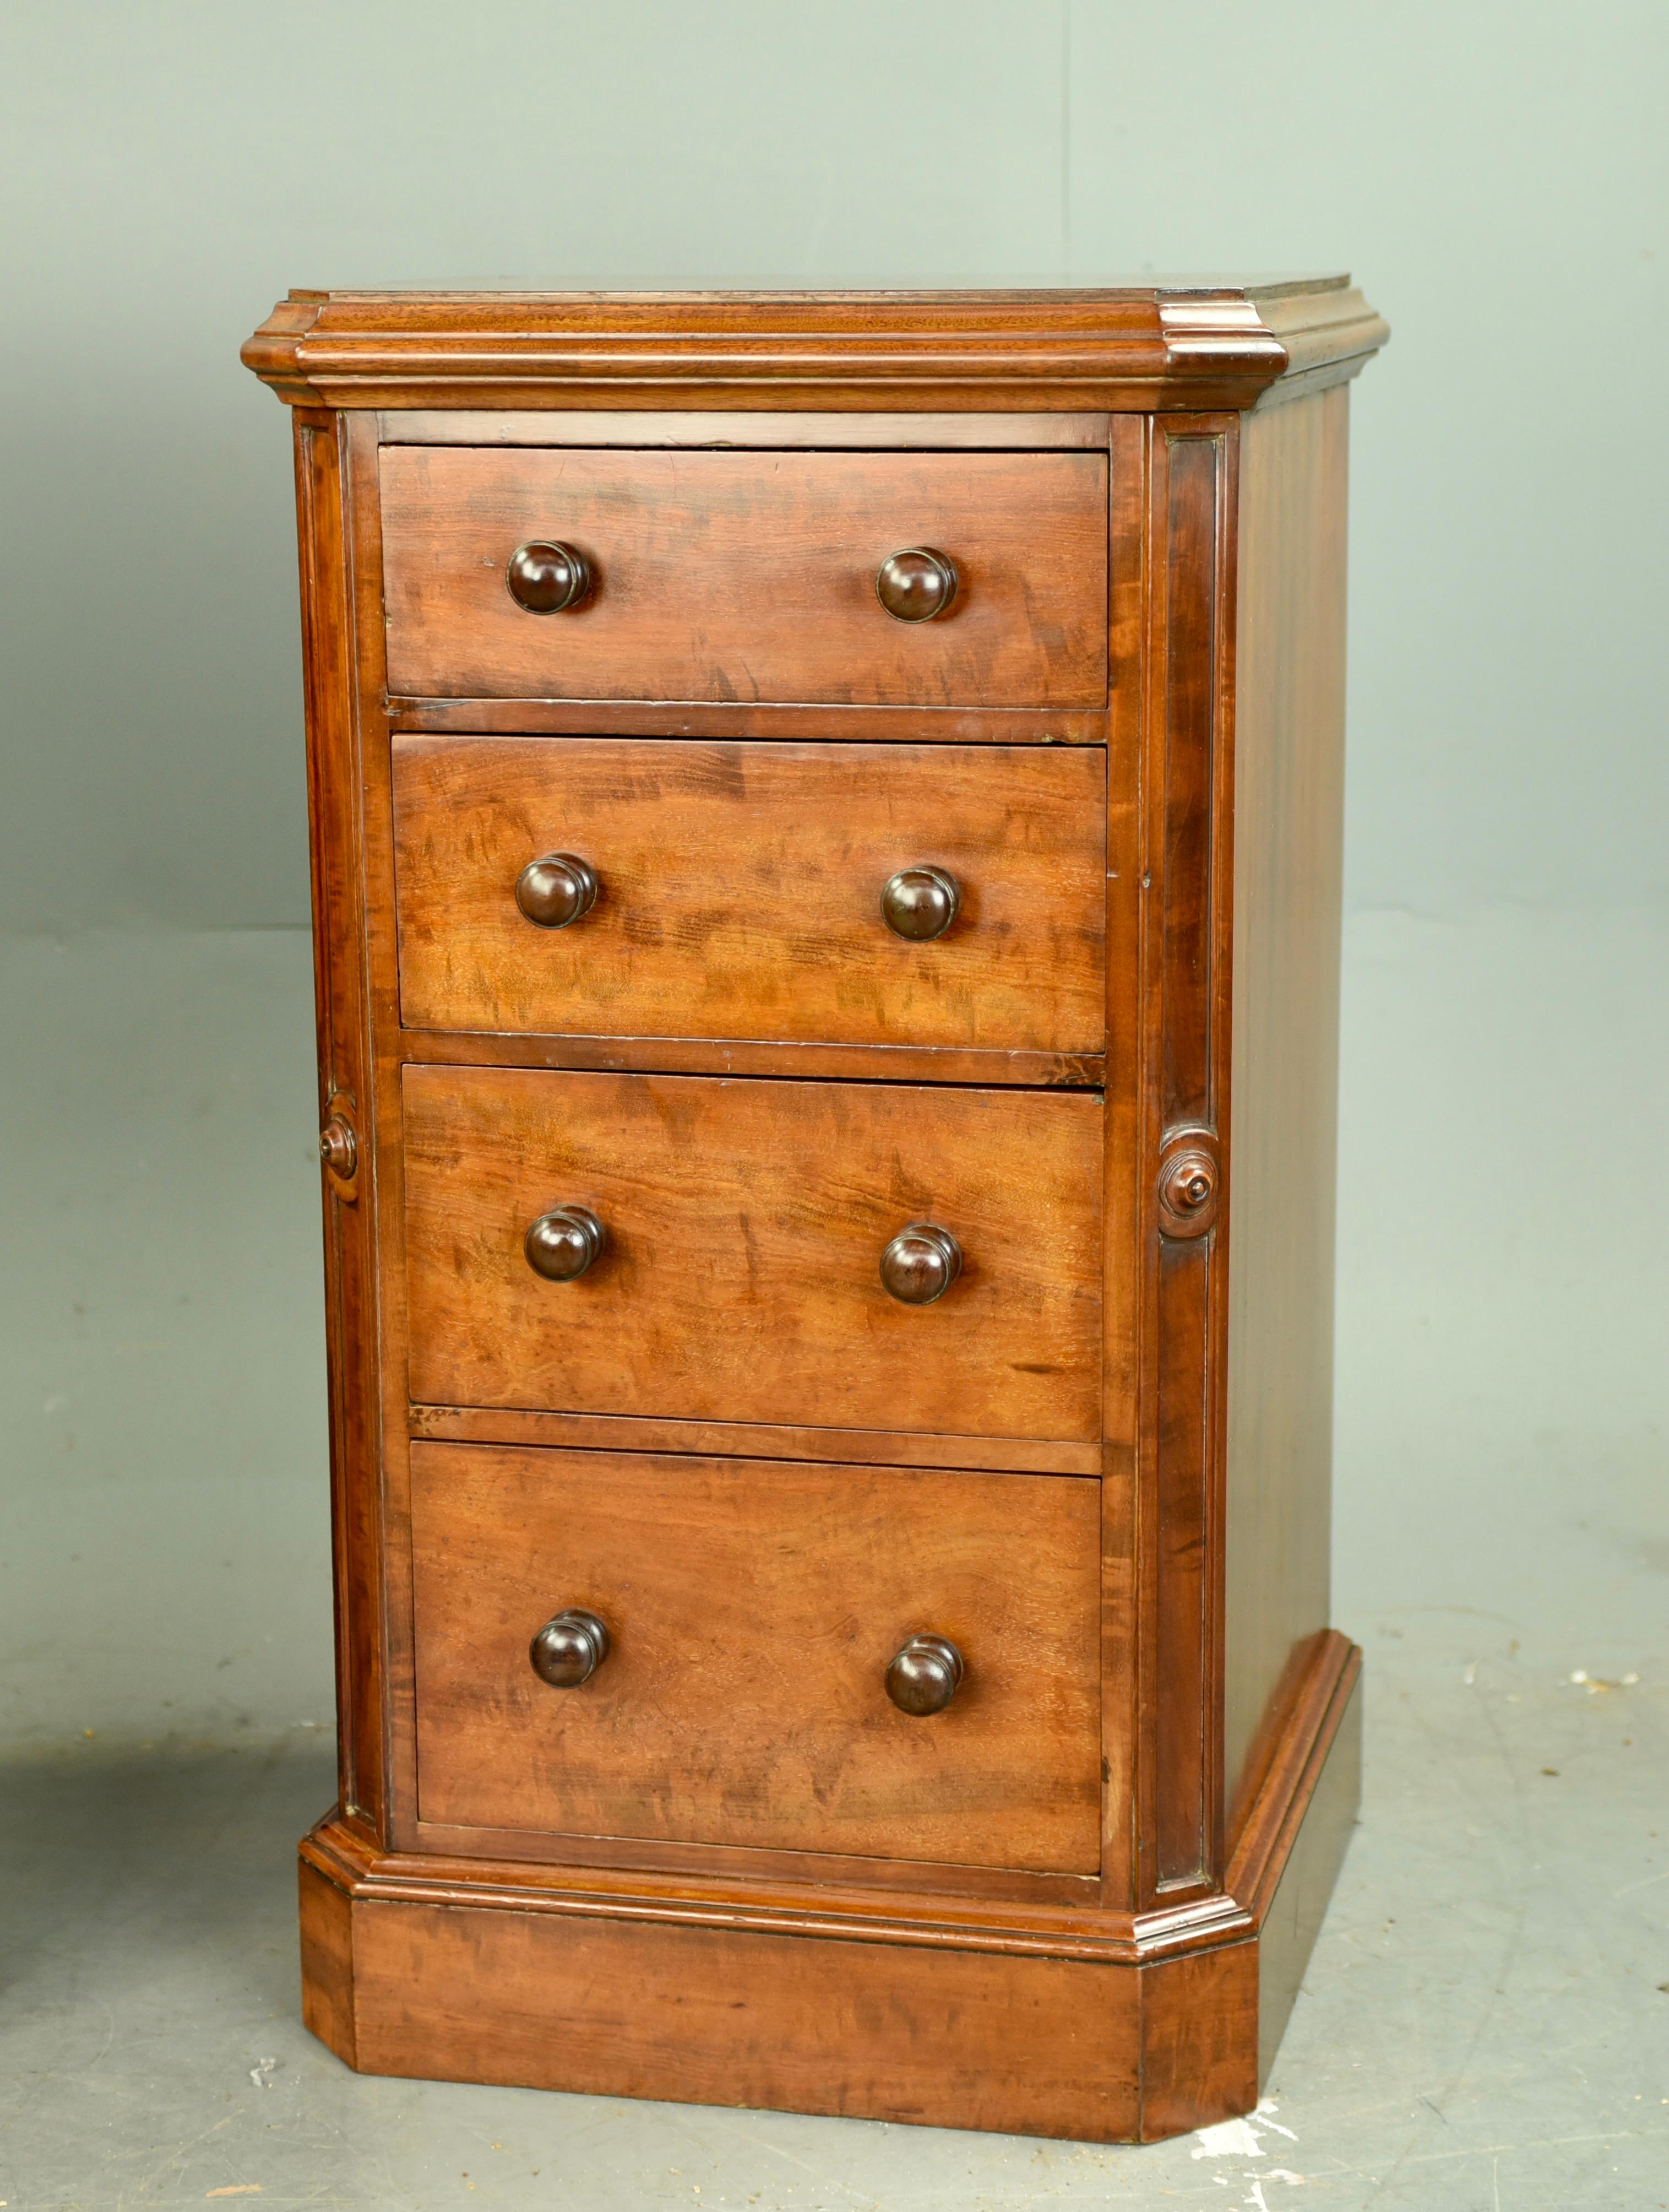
left=299, top=1639, right=1359, bottom=2144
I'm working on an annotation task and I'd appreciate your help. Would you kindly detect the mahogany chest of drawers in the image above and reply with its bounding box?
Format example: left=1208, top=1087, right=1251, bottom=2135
left=242, top=279, right=1387, bottom=2143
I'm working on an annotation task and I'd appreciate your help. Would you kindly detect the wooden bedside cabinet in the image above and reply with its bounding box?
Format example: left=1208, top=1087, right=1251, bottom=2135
left=241, top=278, right=1387, bottom=2143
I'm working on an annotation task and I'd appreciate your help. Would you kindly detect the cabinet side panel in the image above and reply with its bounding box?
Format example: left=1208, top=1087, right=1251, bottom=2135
left=1224, top=388, right=1350, bottom=1833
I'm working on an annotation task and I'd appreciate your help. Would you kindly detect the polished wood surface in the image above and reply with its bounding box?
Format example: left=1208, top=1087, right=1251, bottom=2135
left=403, top=1066, right=1103, bottom=1440
left=1223, top=386, right=1351, bottom=1835
left=1254, top=1661, right=1361, bottom=2085
left=382, top=409, right=1117, bottom=449
left=291, top=413, right=387, bottom=1838
left=326, top=1893, right=1148, bottom=2138
left=409, top=1402, right=1105, bottom=1478
left=380, top=447, right=1108, bottom=706
left=1140, top=417, right=1237, bottom=1900
left=410, top=1443, right=1101, bottom=1870
left=299, top=1815, right=1281, bottom=2141
left=244, top=280, right=1386, bottom=2142
left=400, top=1023, right=1102, bottom=1090
left=391, top=739, right=1106, bottom=1051
left=243, top=279, right=1389, bottom=415
left=298, top=1857, right=356, bottom=2068
left=309, top=1626, right=1358, bottom=1959
left=389, top=696, right=1108, bottom=745
left=297, top=1626, right=1361, bottom=2134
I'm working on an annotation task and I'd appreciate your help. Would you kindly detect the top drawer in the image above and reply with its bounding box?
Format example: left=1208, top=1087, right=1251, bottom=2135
left=379, top=447, right=1108, bottom=707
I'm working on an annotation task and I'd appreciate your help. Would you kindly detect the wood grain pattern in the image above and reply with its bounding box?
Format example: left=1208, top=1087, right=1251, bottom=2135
left=292, top=411, right=387, bottom=1837
left=305, top=1638, right=1363, bottom=1963
left=340, top=409, right=421, bottom=1851
left=1138, top=1938, right=1259, bottom=2139
left=307, top=1807, right=1129, bottom=1950
left=1226, top=1630, right=1361, bottom=1929
left=1223, top=388, right=1351, bottom=1836
left=298, top=1854, right=357, bottom=2068
left=1253, top=1658, right=1361, bottom=2085
left=409, top=1441, right=1101, bottom=1871
left=409, top=1813, right=1102, bottom=1906
left=383, top=409, right=1115, bottom=449
left=389, top=697, right=1107, bottom=745
left=1098, top=413, right=1146, bottom=1912
left=1142, top=420, right=1236, bottom=1899
left=300, top=1852, right=1270, bottom=2141
left=401, top=1024, right=1102, bottom=1092
left=242, top=279, right=1388, bottom=415
left=403, top=1066, right=1103, bottom=1441
left=295, top=1630, right=1363, bottom=2137
left=380, top=447, right=1108, bottom=706
left=392, top=739, right=1106, bottom=1051
left=342, top=1894, right=1149, bottom=2138
left=243, top=283, right=1388, bottom=2140
left=409, top=1402, right=1103, bottom=1478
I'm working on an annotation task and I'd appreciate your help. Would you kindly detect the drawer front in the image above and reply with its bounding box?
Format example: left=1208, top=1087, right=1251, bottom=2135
left=410, top=1442, right=1102, bottom=1872
left=404, top=1067, right=1102, bottom=1441
left=392, top=739, right=1106, bottom=1051
left=380, top=447, right=1108, bottom=707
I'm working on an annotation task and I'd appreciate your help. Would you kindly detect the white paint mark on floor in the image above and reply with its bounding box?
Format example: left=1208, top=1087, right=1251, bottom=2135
left=1193, top=2117, right=1265, bottom=2157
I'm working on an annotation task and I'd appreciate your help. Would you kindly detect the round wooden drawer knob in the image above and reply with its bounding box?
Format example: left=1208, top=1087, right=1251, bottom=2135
left=525, top=1205, right=606, bottom=1281
left=879, top=1222, right=962, bottom=1305
left=1157, top=1137, right=1221, bottom=1239
left=507, top=540, right=591, bottom=613
left=875, top=547, right=958, bottom=622
left=515, top=853, right=600, bottom=929
left=886, top=1633, right=964, bottom=1716
left=530, top=1608, right=611, bottom=1687
left=881, top=865, right=960, bottom=941
left=318, top=1114, right=357, bottom=1178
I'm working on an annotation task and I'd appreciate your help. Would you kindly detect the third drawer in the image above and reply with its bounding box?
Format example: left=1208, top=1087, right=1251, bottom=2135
left=404, top=1065, right=1103, bottom=1443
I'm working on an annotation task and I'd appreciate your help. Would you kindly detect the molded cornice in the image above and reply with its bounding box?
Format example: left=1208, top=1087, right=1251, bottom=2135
left=242, top=277, right=1386, bottom=414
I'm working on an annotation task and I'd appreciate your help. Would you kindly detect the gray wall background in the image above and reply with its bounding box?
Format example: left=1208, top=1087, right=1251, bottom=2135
left=5, top=0, right=1665, bottom=929
left=1, top=1, right=1664, bottom=1747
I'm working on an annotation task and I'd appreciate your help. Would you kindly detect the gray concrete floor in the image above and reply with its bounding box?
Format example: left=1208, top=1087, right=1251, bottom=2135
left=2, top=908, right=1666, bottom=2208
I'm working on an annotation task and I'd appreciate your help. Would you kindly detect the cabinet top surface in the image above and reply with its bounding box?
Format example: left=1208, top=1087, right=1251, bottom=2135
left=243, top=274, right=1386, bottom=414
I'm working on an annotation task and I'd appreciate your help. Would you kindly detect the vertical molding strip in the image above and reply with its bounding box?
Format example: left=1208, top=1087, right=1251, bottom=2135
left=293, top=410, right=386, bottom=1837
left=1144, top=418, right=1237, bottom=1896
left=1100, top=413, right=1148, bottom=1910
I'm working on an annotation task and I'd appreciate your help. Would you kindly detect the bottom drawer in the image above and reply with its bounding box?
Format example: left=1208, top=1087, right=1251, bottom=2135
left=410, top=1442, right=1102, bottom=1875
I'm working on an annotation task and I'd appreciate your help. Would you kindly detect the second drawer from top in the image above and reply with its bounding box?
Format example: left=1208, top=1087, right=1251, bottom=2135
left=392, top=739, right=1107, bottom=1052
